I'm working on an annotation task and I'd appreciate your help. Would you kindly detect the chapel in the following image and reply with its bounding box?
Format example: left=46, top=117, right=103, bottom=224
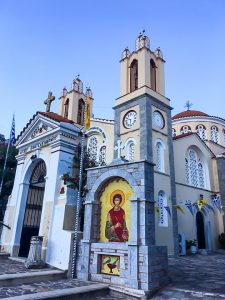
left=1, top=32, right=225, bottom=293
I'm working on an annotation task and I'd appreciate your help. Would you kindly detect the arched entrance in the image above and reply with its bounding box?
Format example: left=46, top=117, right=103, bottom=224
left=196, top=211, right=206, bottom=249
left=18, top=160, right=46, bottom=257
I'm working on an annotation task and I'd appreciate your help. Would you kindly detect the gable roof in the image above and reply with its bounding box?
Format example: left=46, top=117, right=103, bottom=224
left=16, top=111, right=81, bottom=142
left=173, top=132, right=215, bottom=157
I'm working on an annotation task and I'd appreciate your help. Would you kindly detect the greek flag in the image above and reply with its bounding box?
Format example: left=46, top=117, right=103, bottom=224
left=10, top=115, right=15, bottom=145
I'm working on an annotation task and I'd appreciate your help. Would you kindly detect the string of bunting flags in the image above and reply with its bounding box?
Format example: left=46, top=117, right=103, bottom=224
left=154, top=194, right=223, bottom=218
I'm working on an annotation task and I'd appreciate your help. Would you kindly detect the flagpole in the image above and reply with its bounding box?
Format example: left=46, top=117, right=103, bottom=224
left=71, top=89, right=89, bottom=279
left=0, top=115, right=15, bottom=197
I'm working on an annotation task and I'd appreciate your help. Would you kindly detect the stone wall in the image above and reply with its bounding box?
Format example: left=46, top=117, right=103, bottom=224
left=76, top=159, right=169, bottom=292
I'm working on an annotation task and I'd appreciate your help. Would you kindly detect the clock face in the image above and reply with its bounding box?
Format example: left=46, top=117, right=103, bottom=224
left=123, top=110, right=137, bottom=129
left=153, top=111, right=164, bottom=129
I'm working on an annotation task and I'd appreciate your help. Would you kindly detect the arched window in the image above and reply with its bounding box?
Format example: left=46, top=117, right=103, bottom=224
left=158, top=191, right=168, bottom=227
left=150, top=59, right=156, bottom=91
left=185, top=148, right=205, bottom=188
left=130, top=59, right=138, bottom=92
left=189, top=149, right=198, bottom=187
left=196, top=124, right=206, bottom=140
left=88, top=136, right=98, bottom=163
left=125, top=138, right=136, bottom=161
left=198, top=162, right=205, bottom=188
left=77, top=99, right=85, bottom=125
left=99, top=146, right=106, bottom=166
left=185, top=158, right=189, bottom=183
left=155, top=140, right=165, bottom=172
left=211, top=126, right=219, bottom=143
left=64, top=99, right=69, bottom=118
left=172, top=128, right=176, bottom=137
left=180, top=125, right=191, bottom=135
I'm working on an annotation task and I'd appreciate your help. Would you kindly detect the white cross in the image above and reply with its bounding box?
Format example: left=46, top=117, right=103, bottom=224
left=114, top=140, right=124, bottom=159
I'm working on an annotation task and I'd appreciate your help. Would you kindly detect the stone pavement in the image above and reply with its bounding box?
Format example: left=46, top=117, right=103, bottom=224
left=0, top=252, right=225, bottom=299
left=152, top=252, right=225, bottom=299
left=0, top=255, right=54, bottom=275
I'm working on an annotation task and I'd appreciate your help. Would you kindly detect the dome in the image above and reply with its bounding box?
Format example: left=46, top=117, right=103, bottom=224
left=172, top=110, right=209, bottom=120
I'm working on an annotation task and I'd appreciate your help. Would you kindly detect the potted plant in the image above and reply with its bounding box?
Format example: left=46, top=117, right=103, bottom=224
left=190, top=240, right=197, bottom=254
left=186, top=239, right=197, bottom=254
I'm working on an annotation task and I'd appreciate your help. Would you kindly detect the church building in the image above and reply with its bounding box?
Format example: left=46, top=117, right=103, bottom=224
left=1, top=32, right=225, bottom=293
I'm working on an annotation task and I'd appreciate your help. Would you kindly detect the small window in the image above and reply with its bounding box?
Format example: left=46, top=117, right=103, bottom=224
left=99, top=146, right=106, bottom=166
left=64, top=99, right=69, bottom=118
left=172, top=128, right=176, bottom=137
left=211, top=126, right=219, bottom=143
left=156, top=141, right=165, bottom=172
left=125, top=138, right=136, bottom=161
left=77, top=99, right=85, bottom=125
left=130, top=60, right=138, bottom=92
left=150, top=59, right=156, bottom=91
left=196, top=124, right=206, bottom=140
left=88, top=136, right=98, bottom=163
left=180, top=125, right=191, bottom=134
left=158, top=191, right=168, bottom=227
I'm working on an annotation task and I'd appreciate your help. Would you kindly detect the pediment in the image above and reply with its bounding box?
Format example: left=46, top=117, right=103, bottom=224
left=17, top=114, right=59, bottom=146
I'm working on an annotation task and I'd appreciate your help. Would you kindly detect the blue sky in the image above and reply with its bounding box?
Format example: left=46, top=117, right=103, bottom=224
left=0, top=0, right=225, bottom=137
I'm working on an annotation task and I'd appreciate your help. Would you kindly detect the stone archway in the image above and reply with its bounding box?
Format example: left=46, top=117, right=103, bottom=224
left=196, top=211, right=206, bottom=249
left=18, top=160, right=46, bottom=257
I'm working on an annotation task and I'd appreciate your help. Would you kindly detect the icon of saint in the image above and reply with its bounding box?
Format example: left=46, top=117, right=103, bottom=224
left=105, top=193, right=129, bottom=242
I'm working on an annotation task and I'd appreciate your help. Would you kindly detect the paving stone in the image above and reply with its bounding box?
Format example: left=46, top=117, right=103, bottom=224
left=0, top=256, right=53, bottom=275
left=1, top=253, right=225, bottom=299
left=0, top=278, right=95, bottom=298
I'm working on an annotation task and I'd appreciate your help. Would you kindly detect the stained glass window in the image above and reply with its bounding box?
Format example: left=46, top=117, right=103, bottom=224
left=99, top=146, right=106, bottom=166
left=211, top=126, right=218, bottom=143
left=88, top=136, right=98, bottom=163
left=185, top=149, right=205, bottom=188
left=196, top=125, right=206, bottom=140
left=198, top=162, right=205, bottom=188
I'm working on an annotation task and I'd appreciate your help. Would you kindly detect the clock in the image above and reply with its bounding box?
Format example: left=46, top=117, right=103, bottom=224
left=153, top=111, right=164, bottom=129
left=123, top=110, right=137, bottom=129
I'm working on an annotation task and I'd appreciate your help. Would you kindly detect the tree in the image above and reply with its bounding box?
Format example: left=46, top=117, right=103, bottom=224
left=0, top=143, right=18, bottom=221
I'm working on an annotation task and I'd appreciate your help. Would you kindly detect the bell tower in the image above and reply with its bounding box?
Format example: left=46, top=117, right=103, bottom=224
left=114, top=31, right=178, bottom=256
left=120, top=31, right=165, bottom=98
left=58, top=75, right=93, bottom=125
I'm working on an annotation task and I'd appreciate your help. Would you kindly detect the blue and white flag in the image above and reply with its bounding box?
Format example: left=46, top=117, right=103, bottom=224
left=213, top=195, right=221, bottom=213
left=185, top=200, right=194, bottom=216
left=9, top=114, right=15, bottom=146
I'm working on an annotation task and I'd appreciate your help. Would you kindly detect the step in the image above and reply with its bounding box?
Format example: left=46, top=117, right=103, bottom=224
left=109, top=286, right=147, bottom=299
left=0, top=269, right=67, bottom=287
left=0, top=252, right=10, bottom=257
left=0, top=283, right=109, bottom=300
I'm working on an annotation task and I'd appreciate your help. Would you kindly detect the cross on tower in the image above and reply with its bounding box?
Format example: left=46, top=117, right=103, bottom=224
left=44, top=91, right=55, bottom=112
left=140, top=28, right=145, bottom=35
left=114, top=140, right=124, bottom=159
left=184, top=100, right=193, bottom=111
